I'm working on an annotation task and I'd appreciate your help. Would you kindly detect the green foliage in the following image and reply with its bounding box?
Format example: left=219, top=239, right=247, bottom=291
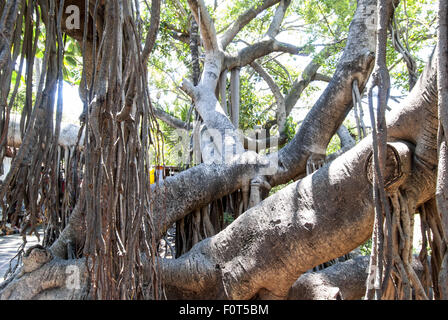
left=62, top=39, right=82, bottom=85
left=360, top=238, right=372, bottom=256
left=239, top=73, right=275, bottom=131
left=223, top=212, right=235, bottom=226
left=326, top=133, right=341, bottom=156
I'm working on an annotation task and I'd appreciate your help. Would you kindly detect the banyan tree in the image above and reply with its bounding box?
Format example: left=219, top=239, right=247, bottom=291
left=0, top=0, right=447, bottom=300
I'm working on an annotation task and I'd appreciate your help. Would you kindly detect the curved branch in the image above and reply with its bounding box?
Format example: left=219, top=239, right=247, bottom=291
left=266, top=0, right=291, bottom=38
left=219, top=0, right=281, bottom=50
left=153, top=108, right=189, bottom=130
left=268, top=0, right=391, bottom=187
left=287, top=255, right=425, bottom=300
left=224, top=38, right=307, bottom=70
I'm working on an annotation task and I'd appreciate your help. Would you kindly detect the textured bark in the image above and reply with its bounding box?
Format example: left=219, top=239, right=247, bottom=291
left=288, top=256, right=371, bottom=300
left=153, top=108, right=190, bottom=130
left=219, top=0, right=281, bottom=50
left=0, top=257, right=89, bottom=300
left=284, top=48, right=332, bottom=117
left=287, top=255, right=425, bottom=300
left=436, top=0, right=448, bottom=299
left=268, top=0, right=394, bottom=188
left=141, top=0, right=161, bottom=63
left=250, top=61, right=286, bottom=133
left=0, top=42, right=439, bottom=300
left=337, top=125, right=356, bottom=149
left=0, top=0, right=441, bottom=301
left=365, top=0, right=393, bottom=300
left=158, top=138, right=418, bottom=299
left=151, top=47, right=439, bottom=299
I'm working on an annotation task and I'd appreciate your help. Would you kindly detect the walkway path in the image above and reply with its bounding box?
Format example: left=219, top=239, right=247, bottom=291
left=0, top=232, right=42, bottom=285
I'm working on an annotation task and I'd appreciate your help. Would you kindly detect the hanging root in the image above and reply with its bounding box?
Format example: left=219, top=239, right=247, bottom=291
left=248, top=176, right=271, bottom=209
left=306, top=153, right=326, bottom=176
left=418, top=199, right=448, bottom=299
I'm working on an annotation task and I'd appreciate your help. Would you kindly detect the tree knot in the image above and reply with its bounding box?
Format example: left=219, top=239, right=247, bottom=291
left=366, top=141, right=412, bottom=191
left=22, top=245, right=53, bottom=274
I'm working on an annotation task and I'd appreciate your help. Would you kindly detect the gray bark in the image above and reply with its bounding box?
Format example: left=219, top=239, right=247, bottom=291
left=0, top=0, right=440, bottom=301
left=219, top=0, right=282, bottom=50
left=151, top=0, right=389, bottom=239
left=158, top=138, right=418, bottom=299
left=287, top=255, right=425, bottom=300
left=0, top=42, right=439, bottom=300
left=151, top=47, right=439, bottom=299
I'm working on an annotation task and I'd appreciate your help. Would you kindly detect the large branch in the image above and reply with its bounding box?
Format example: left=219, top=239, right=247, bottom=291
left=288, top=256, right=371, bottom=300
left=284, top=47, right=333, bottom=116
left=219, top=0, right=281, bottom=50
left=287, top=255, right=425, bottom=300
left=224, top=38, right=307, bottom=70
left=0, top=257, right=89, bottom=300
left=157, top=137, right=427, bottom=299
left=221, top=0, right=297, bottom=71
left=156, top=55, right=439, bottom=297
left=266, top=0, right=291, bottom=38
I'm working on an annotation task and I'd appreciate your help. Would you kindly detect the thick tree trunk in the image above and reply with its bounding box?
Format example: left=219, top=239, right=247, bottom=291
left=288, top=256, right=372, bottom=300
left=157, top=138, right=419, bottom=299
